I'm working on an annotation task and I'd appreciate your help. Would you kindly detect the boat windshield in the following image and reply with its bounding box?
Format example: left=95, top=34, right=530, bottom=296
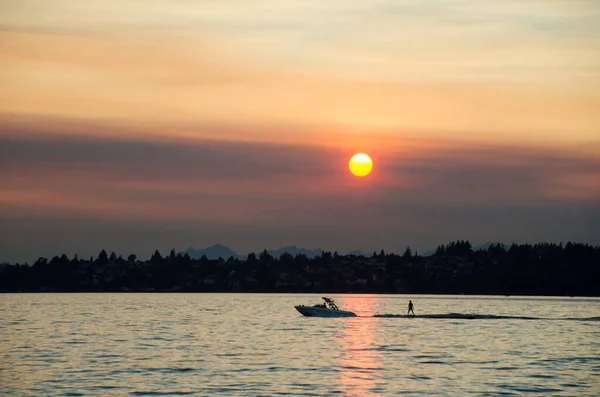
left=322, top=297, right=340, bottom=310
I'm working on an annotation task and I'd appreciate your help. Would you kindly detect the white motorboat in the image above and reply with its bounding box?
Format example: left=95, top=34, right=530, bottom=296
left=295, top=297, right=357, bottom=317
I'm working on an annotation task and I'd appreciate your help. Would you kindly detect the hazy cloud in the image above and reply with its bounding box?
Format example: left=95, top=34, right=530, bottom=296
left=1, top=132, right=598, bottom=262
left=1, top=1, right=599, bottom=263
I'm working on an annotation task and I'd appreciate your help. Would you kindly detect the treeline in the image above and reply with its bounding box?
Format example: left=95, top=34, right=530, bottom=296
left=0, top=241, right=599, bottom=296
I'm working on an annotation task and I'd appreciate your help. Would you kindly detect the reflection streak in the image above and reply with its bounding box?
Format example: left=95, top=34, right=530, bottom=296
left=337, top=295, right=385, bottom=397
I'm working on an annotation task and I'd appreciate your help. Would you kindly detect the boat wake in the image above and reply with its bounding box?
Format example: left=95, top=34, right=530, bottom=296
left=372, top=313, right=600, bottom=321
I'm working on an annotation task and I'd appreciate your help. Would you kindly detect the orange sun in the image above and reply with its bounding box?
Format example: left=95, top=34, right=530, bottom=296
left=349, top=153, right=373, bottom=177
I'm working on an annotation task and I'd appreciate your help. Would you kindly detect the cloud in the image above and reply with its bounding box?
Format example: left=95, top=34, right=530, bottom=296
left=1, top=129, right=343, bottom=183
left=1, top=130, right=599, bottom=263
left=1, top=27, right=599, bottom=145
left=1, top=1, right=599, bottom=262
left=2, top=131, right=599, bottom=212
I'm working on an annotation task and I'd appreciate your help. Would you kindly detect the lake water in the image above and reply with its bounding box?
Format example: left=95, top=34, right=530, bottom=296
left=2, top=294, right=599, bottom=396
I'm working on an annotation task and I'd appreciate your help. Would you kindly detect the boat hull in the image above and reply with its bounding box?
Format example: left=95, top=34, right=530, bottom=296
left=295, top=305, right=357, bottom=317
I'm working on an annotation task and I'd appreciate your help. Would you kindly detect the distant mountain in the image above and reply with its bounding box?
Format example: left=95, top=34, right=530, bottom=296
left=419, top=242, right=508, bottom=256
left=347, top=249, right=366, bottom=256
left=181, top=244, right=327, bottom=260
left=420, top=249, right=436, bottom=257
left=473, top=242, right=508, bottom=251
left=181, top=244, right=239, bottom=260
left=266, top=246, right=323, bottom=259
left=181, top=243, right=509, bottom=261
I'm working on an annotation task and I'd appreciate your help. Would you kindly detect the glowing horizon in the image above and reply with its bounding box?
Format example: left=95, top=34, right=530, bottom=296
left=1, top=1, right=599, bottom=262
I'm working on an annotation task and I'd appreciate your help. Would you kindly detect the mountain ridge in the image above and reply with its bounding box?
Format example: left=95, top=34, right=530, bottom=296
left=181, top=244, right=360, bottom=260
left=181, top=242, right=506, bottom=260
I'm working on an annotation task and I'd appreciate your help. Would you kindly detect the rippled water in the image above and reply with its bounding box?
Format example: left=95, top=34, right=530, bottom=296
left=2, top=294, right=599, bottom=396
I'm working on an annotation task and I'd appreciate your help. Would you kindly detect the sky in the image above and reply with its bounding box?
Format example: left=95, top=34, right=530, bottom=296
left=1, top=0, right=599, bottom=262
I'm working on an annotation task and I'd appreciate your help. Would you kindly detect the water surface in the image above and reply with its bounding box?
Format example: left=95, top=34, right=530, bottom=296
left=2, top=294, right=599, bottom=396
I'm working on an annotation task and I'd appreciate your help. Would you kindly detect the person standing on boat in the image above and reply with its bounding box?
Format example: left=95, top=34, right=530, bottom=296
left=407, top=300, right=415, bottom=316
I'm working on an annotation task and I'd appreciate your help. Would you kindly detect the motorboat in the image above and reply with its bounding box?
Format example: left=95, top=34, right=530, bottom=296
left=295, top=297, right=357, bottom=317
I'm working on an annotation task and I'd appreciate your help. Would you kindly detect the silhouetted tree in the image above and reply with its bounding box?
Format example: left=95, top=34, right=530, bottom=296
left=2, top=241, right=599, bottom=295
left=97, top=250, right=109, bottom=266
left=435, top=244, right=445, bottom=256
left=259, top=249, right=274, bottom=264
left=279, top=252, right=294, bottom=264
left=150, top=250, right=162, bottom=263
left=320, top=251, right=333, bottom=261
left=246, top=252, right=257, bottom=264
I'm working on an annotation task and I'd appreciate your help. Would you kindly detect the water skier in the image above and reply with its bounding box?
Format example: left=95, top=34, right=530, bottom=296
left=408, top=300, right=415, bottom=316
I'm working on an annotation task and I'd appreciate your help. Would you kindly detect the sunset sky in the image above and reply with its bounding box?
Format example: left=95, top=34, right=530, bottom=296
left=1, top=0, right=599, bottom=262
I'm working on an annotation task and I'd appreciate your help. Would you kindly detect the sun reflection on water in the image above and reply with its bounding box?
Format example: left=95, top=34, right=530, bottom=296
left=336, top=295, right=386, bottom=397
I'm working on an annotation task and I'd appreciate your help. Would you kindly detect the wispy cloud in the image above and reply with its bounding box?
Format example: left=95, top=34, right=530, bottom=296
left=1, top=2, right=599, bottom=144
left=2, top=0, right=598, bottom=84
